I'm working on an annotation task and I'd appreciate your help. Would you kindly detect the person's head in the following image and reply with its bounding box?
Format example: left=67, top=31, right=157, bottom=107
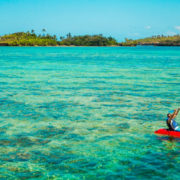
left=167, top=113, right=171, bottom=118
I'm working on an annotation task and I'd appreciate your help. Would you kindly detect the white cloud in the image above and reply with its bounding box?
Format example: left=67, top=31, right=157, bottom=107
left=145, top=25, right=151, bottom=29
left=175, top=26, right=180, bottom=31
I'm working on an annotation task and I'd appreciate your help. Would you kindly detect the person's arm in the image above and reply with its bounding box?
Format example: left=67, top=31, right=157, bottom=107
left=172, top=109, right=178, bottom=119
left=176, top=108, right=180, bottom=115
left=168, top=110, right=177, bottom=124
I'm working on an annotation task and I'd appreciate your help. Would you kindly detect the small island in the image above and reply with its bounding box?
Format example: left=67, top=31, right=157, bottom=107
left=0, top=30, right=180, bottom=46
left=120, top=35, right=180, bottom=46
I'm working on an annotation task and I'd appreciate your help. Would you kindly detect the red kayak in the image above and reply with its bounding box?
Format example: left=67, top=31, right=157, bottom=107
left=155, top=129, right=180, bottom=138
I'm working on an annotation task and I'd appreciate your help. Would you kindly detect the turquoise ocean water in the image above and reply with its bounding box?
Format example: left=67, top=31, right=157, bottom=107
left=0, top=46, right=180, bottom=179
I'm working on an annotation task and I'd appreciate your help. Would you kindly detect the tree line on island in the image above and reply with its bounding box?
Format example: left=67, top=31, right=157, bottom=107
left=0, top=29, right=118, bottom=46
left=0, top=29, right=180, bottom=46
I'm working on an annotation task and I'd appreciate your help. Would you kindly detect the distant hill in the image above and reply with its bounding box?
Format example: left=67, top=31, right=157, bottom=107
left=59, top=33, right=118, bottom=46
left=120, top=35, right=180, bottom=46
left=0, top=31, right=180, bottom=46
left=0, top=31, right=118, bottom=46
left=0, top=31, right=58, bottom=46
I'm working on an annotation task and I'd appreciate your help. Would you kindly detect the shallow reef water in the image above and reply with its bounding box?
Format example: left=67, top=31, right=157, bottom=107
left=0, top=46, right=180, bottom=179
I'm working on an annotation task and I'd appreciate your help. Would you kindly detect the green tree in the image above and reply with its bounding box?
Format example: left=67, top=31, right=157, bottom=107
left=42, top=28, right=46, bottom=36
left=66, top=33, right=72, bottom=39
left=60, top=36, right=64, bottom=41
left=31, top=29, right=35, bottom=34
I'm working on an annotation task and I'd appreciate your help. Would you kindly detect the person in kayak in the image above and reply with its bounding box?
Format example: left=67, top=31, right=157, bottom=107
left=167, top=108, right=180, bottom=131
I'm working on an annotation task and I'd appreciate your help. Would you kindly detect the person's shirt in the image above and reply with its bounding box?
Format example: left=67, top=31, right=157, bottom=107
left=166, top=118, right=179, bottom=130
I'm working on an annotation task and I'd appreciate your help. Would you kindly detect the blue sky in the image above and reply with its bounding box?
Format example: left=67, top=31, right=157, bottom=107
left=0, top=0, right=180, bottom=41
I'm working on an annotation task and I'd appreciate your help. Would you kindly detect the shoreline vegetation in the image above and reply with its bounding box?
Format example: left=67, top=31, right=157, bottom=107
left=0, top=30, right=180, bottom=46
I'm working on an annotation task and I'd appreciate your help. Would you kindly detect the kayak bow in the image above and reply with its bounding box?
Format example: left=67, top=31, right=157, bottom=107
left=155, top=129, right=180, bottom=138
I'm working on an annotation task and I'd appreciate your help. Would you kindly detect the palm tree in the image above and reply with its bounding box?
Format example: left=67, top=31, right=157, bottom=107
left=27, top=31, right=30, bottom=36
left=31, top=29, right=35, bottom=34
left=53, top=35, right=57, bottom=40
left=42, top=29, right=46, bottom=36
left=60, top=36, right=64, bottom=41
left=66, top=33, right=72, bottom=39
